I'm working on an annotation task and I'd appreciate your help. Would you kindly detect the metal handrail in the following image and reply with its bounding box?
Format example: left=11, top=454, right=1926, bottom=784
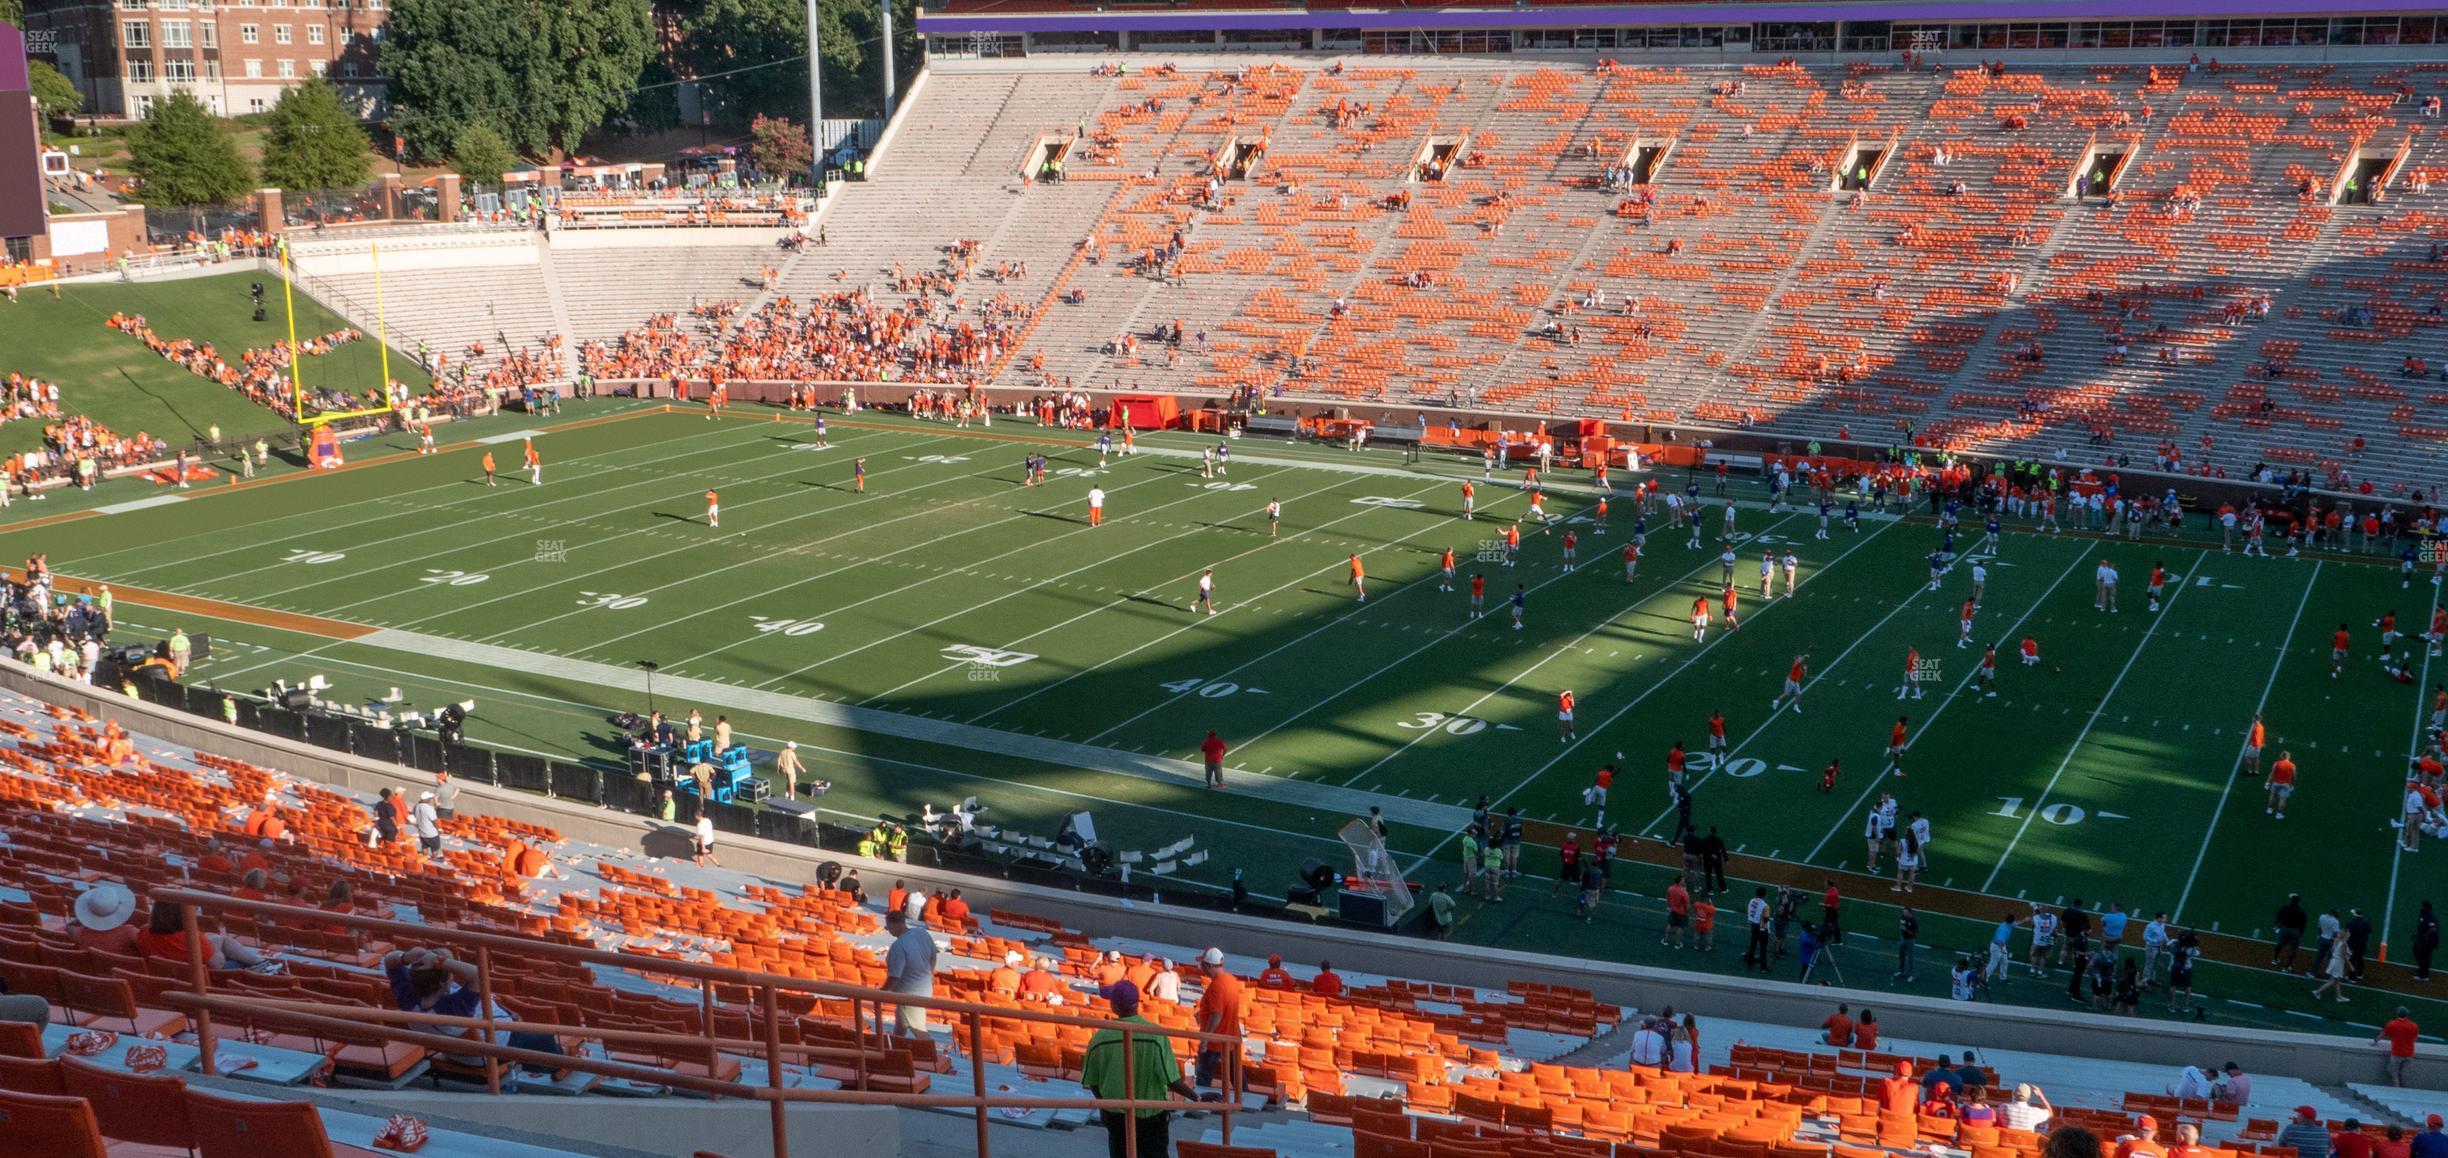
left=149, top=888, right=1243, bottom=1158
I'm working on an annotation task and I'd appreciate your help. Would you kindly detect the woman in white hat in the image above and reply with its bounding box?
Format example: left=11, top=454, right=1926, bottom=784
left=70, top=882, right=143, bottom=955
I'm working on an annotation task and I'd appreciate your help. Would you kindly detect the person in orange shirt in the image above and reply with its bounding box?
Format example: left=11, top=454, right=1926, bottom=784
left=1774, top=654, right=1809, bottom=713
left=1820, top=1003, right=1854, bottom=1046
left=1897, top=647, right=1925, bottom=700
left=2267, top=750, right=2298, bottom=819
left=2332, top=623, right=2352, bottom=678
left=1460, top=480, right=1475, bottom=520
left=1595, top=496, right=1609, bottom=535
left=1192, top=947, right=1244, bottom=1091
left=1558, top=690, right=1576, bottom=741
left=1504, top=523, right=1522, bottom=567
left=2426, top=608, right=2448, bottom=658
left=989, top=950, right=1023, bottom=998
left=1958, top=598, right=1977, bottom=649
left=1561, top=529, right=1578, bottom=572
left=1439, top=547, right=1456, bottom=592
left=1255, top=954, right=1293, bottom=989
left=2242, top=713, right=2266, bottom=776
left=705, top=489, right=720, bottom=528
left=1091, top=949, right=1126, bottom=989
left=853, top=457, right=867, bottom=493
left=1469, top=573, right=1486, bottom=619
left=1693, top=894, right=1718, bottom=952
left=1722, top=584, right=1739, bottom=631
left=523, top=439, right=540, bottom=485
left=1349, top=553, right=1366, bottom=602
left=1665, top=875, right=1692, bottom=949
left=1707, top=710, right=1728, bottom=759
left=2021, top=635, right=2043, bottom=667
left=1691, top=596, right=1711, bottom=641
left=2147, top=563, right=2169, bottom=612
left=1885, top=716, right=1912, bottom=778
left=480, top=450, right=497, bottom=487
left=1623, top=540, right=1640, bottom=583
left=1666, top=741, right=1688, bottom=791
left=941, top=889, right=970, bottom=925
left=1310, top=961, right=1344, bottom=998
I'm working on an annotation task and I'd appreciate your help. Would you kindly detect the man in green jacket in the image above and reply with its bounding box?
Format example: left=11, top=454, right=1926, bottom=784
left=1080, top=981, right=1205, bottom=1157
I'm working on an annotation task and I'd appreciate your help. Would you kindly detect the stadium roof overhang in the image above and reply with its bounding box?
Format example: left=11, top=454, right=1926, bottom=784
left=917, top=0, right=2426, bottom=35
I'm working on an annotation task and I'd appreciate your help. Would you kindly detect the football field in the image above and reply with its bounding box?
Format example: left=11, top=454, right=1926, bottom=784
left=14, top=404, right=2445, bottom=1035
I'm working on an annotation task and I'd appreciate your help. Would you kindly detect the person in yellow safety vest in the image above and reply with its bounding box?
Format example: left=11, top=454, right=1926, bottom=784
left=167, top=629, right=191, bottom=678
left=887, top=824, right=909, bottom=863
left=857, top=827, right=880, bottom=858
left=222, top=695, right=238, bottom=726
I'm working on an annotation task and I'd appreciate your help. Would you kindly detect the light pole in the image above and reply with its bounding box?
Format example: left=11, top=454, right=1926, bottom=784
left=805, top=0, right=823, bottom=186
left=636, top=659, right=660, bottom=716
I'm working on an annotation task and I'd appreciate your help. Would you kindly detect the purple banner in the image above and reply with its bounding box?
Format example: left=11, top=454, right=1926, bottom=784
left=0, top=23, right=47, bottom=242
left=918, top=0, right=2409, bottom=34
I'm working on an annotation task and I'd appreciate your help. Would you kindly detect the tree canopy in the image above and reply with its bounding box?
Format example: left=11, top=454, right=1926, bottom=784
left=677, top=0, right=919, bottom=124
left=448, top=123, right=519, bottom=191
left=381, top=0, right=653, bottom=160
left=748, top=114, right=812, bottom=181
left=259, top=81, right=371, bottom=192
left=127, top=91, right=253, bottom=207
left=29, top=60, right=80, bottom=120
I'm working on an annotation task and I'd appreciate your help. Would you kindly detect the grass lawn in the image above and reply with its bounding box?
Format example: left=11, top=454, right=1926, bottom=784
left=5, top=406, right=2442, bottom=1042
left=0, top=271, right=427, bottom=455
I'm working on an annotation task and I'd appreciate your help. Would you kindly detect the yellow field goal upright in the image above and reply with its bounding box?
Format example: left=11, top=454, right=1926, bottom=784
left=282, top=237, right=402, bottom=430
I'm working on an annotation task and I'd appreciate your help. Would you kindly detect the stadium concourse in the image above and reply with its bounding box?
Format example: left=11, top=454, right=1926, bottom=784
left=0, top=677, right=2438, bottom=1158
left=299, top=56, right=2448, bottom=498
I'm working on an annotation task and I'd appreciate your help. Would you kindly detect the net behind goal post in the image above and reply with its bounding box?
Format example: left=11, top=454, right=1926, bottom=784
left=1336, top=819, right=1414, bottom=926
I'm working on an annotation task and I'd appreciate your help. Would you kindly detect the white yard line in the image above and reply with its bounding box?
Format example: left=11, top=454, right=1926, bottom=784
left=268, top=434, right=963, bottom=610
left=82, top=415, right=758, bottom=577
left=890, top=479, right=1465, bottom=719
left=1399, top=515, right=1894, bottom=876
left=1796, top=545, right=2094, bottom=864
left=2171, top=560, right=2322, bottom=924
left=633, top=460, right=1236, bottom=673
left=738, top=466, right=1360, bottom=687
left=1330, top=515, right=1805, bottom=788
left=2381, top=577, right=2445, bottom=947
left=1637, top=518, right=1953, bottom=836
left=1977, top=552, right=2209, bottom=891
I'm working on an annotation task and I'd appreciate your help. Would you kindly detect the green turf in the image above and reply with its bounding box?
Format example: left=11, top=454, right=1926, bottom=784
left=8, top=407, right=2444, bottom=1041
left=0, top=271, right=427, bottom=454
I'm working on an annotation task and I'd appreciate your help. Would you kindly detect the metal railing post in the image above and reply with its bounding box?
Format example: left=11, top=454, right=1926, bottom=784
left=476, top=946, right=501, bottom=1096
left=970, top=1010, right=989, bottom=1157
left=853, top=996, right=869, bottom=1092
left=1122, top=1023, right=1138, bottom=1158
left=701, top=979, right=720, bottom=1098
left=183, top=903, right=216, bottom=1076
left=763, top=982, right=788, bottom=1158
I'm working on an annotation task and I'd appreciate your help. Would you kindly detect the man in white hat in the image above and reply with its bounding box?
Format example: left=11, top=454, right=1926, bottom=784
left=776, top=741, right=807, bottom=799
left=70, top=881, right=142, bottom=955
left=1193, top=947, right=1245, bottom=1093
left=410, top=792, right=443, bottom=858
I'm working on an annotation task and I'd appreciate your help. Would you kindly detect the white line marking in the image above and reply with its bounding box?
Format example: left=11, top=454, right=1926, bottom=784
left=2172, top=560, right=2320, bottom=922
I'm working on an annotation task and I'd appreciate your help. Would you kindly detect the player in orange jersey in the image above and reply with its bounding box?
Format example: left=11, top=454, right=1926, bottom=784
left=1896, top=647, right=1925, bottom=700
left=481, top=450, right=497, bottom=487
left=1707, top=709, right=1728, bottom=760
left=1561, top=529, right=1579, bottom=572
left=1691, top=596, right=1711, bottom=641
left=1957, top=598, right=1976, bottom=648
left=1722, top=584, right=1740, bottom=631
left=1974, top=644, right=1998, bottom=698
left=1772, top=654, right=1809, bottom=713
left=1469, top=573, right=1486, bottom=619
left=523, top=439, right=540, bottom=485
left=1349, top=554, right=1366, bottom=602
left=2331, top=622, right=2351, bottom=678
left=2266, top=750, right=2297, bottom=819
left=2147, top=562, right=2169, bottom=612
left=1439, top=547, right=1456, bottom=592
left=1884, top=716, right=1912, bottom=778
left=2241, top=712, right=2266, bottom=776
left=1461, top=480, right=1476, bottom=520
left=1622, top=541, right=1640, bottom=583
left=1559, top=690, right=1577, bottom=741
left=706, top=489, right=720, bottom=527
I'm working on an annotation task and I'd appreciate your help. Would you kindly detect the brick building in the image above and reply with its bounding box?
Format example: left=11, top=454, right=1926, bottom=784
left=21, top=0, right=387, bottom=121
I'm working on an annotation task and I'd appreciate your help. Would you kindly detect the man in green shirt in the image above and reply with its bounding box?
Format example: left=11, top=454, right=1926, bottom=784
left=1428, top=885, right=1456, bottom=940
left=1079, top=981, right=1203, bottom=1158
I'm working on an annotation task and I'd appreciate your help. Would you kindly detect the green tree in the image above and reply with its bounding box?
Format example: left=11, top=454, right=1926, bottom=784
left=258, top=81, right=371, bottom=191
left=448, top=122, right=519, bottom=191
left=0, top=0, right=22, bottom=25
left=29, top=60, right=82, bottom=120
left=675, top=0, right=917, bottom=123
left=127, top=91, right=253, bottom=206
left=748, top=114, right=811, bottom=181
left=381, top=0, right=652, bottom=160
